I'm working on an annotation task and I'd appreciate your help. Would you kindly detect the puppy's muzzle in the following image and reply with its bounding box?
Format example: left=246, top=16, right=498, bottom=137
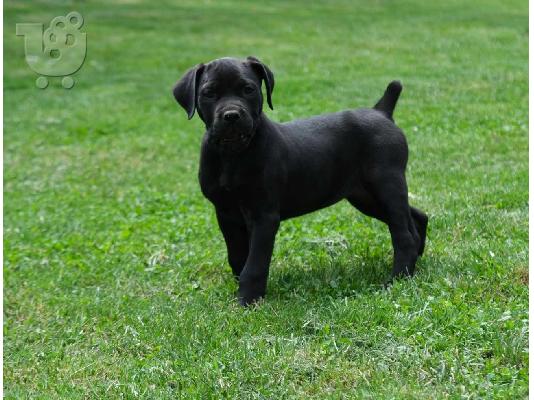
left=212, top=106, right=254, bottom=147
left=223, top=110, right=240, bottom=122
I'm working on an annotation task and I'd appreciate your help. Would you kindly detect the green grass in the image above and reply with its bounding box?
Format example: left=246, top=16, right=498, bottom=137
left=4, top=0, right=528, bottom=398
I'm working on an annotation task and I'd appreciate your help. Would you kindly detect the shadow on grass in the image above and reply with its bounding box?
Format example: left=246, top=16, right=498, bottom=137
left=265, top=250, right=441, bottom=304
left=268, top=253, right=391, bottom=302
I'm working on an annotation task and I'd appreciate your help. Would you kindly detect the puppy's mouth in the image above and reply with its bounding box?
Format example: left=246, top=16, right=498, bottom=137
left=210, top=124, right=255, bottom=152
left=219, top=133, right=252, bottom=144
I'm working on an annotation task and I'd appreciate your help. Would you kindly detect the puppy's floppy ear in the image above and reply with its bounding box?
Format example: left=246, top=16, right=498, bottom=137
left=172, top=63, right=205, bottom=119
left=247, top=56, right=275, bottom=110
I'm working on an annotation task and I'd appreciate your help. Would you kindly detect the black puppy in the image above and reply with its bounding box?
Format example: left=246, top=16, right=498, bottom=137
left=173, top=57, right=428, bottom=305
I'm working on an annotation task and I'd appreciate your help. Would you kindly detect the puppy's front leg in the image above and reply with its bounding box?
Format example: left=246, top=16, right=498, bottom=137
left=215, top=207, right=250, bottom=280
left=238, top=212, right=280, bottom=306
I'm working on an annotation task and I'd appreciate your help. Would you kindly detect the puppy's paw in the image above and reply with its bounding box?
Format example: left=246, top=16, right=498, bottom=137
left=383, top=278, right=394, bottom=289
left=385, top=267, right=416, bottom=288
left=238, top=276, right=267, bottom=307
left=237, top=290, right=265, bottom=307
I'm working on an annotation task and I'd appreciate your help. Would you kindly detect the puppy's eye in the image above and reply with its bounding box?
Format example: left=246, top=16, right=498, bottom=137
left=243, top=85, right=256, bottom=95
left=202, top=89, right=216, bottom=99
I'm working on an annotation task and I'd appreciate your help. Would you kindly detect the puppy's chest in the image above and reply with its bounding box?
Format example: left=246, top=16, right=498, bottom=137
left=200, top=150, right=264, bottom=204
left=202, top=162, right=253, bottom=198
left=218, top=163, right=250, bottom=190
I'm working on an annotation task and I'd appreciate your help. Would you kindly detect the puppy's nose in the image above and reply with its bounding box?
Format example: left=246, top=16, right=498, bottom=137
left=223, top=110, right=240, bottom=122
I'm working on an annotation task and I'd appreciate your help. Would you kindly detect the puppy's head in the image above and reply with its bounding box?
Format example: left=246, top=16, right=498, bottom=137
left=172, top=57, right=274, bottom=153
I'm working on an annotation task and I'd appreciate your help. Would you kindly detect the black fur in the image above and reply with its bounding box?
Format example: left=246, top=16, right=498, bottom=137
left=374, top=80, right=402, bottom=121
left=172, top=57, right=428, bottom=305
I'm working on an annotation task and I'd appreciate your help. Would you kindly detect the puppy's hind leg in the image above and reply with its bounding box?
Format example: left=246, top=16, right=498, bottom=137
left=369, top=172, right=419, bottom=279
left=410, top=206, right=428, bottom=256
left=376, top=173, right=419, bottom=278
left=347, top=188, right=386, bottom=222
left=347, top=180, right=418, bottom=279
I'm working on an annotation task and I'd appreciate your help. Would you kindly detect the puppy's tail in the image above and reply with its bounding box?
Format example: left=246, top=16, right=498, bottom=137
left=373, top=80, right=402, bottom=121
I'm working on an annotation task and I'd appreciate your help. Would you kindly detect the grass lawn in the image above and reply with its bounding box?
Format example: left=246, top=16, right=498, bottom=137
left=4, top=0, right=528, bottom=398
